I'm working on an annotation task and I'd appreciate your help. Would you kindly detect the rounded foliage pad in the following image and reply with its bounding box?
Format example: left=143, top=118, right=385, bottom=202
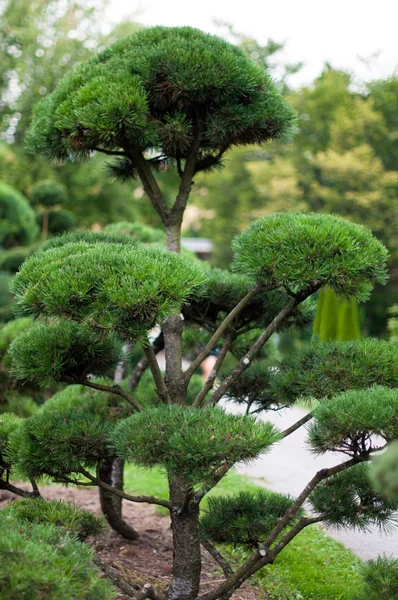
left=308, top=386, right=398, bottom=456
left=112, top=405, right=280, bottom=483
left=309, top=463, right=398, bottom=532
left=270, top=338, right=398, bottom=405
left=30, top=179, right=68, bottom=207
left=41, top=383, right=133, bottom=422
left=200, top=489, right=300, bottom=547
left=232, top=213, right=388, bottom=301
left=26, top=26, right=295, bottom=163
left=9, top=320, right=123, bottom=386
left=8, top=407, right=111, bottom=480
left=3, top=498, right=105, bottom=540
left=11, top=239, right=207, bottom=337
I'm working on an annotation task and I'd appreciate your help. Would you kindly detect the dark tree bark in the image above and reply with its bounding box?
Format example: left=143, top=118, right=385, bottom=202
left=167, top=477, right=202, bottom=600
left=98, top=457, right=139, bottom=540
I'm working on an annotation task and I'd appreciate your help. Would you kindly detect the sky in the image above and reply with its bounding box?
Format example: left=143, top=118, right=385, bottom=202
left=106, top=0, right=398, bottom=86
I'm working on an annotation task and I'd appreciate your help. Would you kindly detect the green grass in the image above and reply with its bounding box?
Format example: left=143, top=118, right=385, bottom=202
left=124, top=464, right=362, bottom=600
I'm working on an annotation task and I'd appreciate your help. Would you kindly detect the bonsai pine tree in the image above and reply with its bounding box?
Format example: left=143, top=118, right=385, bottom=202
left=3, top=26, right=398, bottom=600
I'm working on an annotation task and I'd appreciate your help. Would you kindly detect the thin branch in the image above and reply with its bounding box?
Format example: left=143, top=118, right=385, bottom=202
left=207, top=297, right=300, bottom=407
left=29, top=478, right=41, bottom=498
left=192, top=464, right=231, bottom=504
left=172, top=132, right=202, bottom=215
left=127, top=146, right=168, bottom=220
left=74, top=378, right=144, bottom=412
left=201, top=538, right=233, bottom=578
left=142, top=341, right=170, bottom=404
left=281, top=412, right=313, bottom=438
left=91, top=146, right=128, bottom=157
left=193, top=332, right=234, bottom=407
left=129, top=332, right=165, bottom=392
left=185, top=285, right=263, bottom=382
left=0, top=479, right=39, bottom=498
left=94, top=558, right=140, bottom=598
left=76, top=466, right=172, bottom=510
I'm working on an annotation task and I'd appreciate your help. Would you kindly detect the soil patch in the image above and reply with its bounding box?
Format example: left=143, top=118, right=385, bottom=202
left=0, top=485, right=265, bottom=600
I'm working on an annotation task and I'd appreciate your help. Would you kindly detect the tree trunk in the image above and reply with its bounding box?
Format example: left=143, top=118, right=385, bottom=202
left=167, top=477, right=202, bottom=600
left=99, top=457, right=139, bottom=540
left=165, top=221, right=182, bottom=253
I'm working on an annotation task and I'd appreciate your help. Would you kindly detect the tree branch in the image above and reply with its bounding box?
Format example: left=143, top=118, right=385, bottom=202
left=206, top=297, right=300, bottom=406
left=129, top=332, right=164, bottom=392
left=172, top=133, right=201, bottom=215
left=281, top=412, right=313, bottom=438
left=76, top=466, right=172, bottom=510
left=0, top=479, right=39, bottom=498
left=185, top=285, right=263, bottom=382
left=201, top=538, right=233, bottom=578
left=74, top=379, right=144, bottom=412
left=142, top=340, right=170, bottom=403
left=192, top=332, right=234, bottom=407
left=126, top=146, right=169, bottom=221
left=92, top=146, right=128, bottom=157
left=217, top=516, right=324, bottom=598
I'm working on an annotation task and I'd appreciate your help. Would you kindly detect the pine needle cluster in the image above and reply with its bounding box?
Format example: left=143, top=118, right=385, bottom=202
left=111, top=405, right=280, bottom=483
left=232, top=213, right=388, bottom=301
left=9, top=320, right=123, bottom=386
left=308, top=386, right=398, bottom=456
left=309, top=463, right=398, bottom=532
left=356, top=556, right=398, bottom=600
left=0, top=514, right=114, bottom=600
left=268, top=338, right=398, bottom=405
left=200, top=489, right=300, bottom=547
left=26, top=27, right=295, bottom=167
left=11, top=239, right=207, bottom=338
left=8, top=407, right=111, bottom=479
left=2, top=498, right=105, bottom=541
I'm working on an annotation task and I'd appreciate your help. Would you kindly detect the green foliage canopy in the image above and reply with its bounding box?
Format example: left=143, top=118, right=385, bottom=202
left=10, top=239, right=207, bottom=337
left=201, top=489, right=300, bottom=547
left=26, top=26, right=295, bottom=168
left=232, top=213, right=388, bottom=301
left=308, top=386, right=398, bottom=456
left=268, top=338, right=398, bottom=405
left=309, top=464, right=398, bottom=532
left=112, top=405, right=280, bottom=484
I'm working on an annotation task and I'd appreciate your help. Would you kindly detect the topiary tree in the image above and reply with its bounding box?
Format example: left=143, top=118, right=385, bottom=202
left=29, top=179, right=70, bottom=240
left=5, top=26, right=398, bottom=600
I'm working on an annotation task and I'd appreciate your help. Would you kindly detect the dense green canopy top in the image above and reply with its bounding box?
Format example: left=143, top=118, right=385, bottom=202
left=26, top=26, right=295, bottom=164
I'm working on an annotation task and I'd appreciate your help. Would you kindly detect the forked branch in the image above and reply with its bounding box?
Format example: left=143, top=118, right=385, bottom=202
left=207, top=297, right=300, bottom=406
left=185, top=285, right=263, bottom=381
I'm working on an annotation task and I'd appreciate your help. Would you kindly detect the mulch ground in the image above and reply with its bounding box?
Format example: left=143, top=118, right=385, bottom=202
left=0, top=485, right=265, bottom=600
